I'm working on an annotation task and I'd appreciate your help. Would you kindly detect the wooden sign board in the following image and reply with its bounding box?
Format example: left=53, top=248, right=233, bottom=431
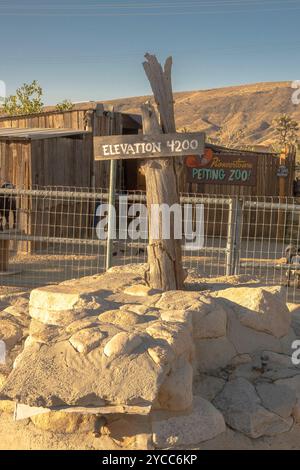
left=186, top=150, right=258, bottom=186
left=94, top=132, right=205, bottom=161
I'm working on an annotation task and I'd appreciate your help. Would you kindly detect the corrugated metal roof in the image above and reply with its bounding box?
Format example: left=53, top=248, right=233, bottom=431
left=0, top=128, right=91, bottom=140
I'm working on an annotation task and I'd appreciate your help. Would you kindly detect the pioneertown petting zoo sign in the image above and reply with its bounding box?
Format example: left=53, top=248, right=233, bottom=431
left=185, top=149, right=258, bottom=186
left=94, top=132, right=205, bottom=160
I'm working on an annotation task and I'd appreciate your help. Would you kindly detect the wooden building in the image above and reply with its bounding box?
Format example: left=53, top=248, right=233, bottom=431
left=0, top=105, right=141, bottom=189
left=0, top=128, right=93, bottom=188
left=0, top=108, right=296, bottom=243
left=0, top=128, right=94, bottom=252
left=0, top=107, right=295, bottom=197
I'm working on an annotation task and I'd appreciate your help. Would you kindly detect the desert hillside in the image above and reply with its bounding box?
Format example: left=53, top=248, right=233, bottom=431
left=104, top=81, right=300, bottom=146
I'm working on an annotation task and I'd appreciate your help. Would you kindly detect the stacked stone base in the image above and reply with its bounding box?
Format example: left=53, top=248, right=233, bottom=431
left=0, top=265, right=299, bottom=449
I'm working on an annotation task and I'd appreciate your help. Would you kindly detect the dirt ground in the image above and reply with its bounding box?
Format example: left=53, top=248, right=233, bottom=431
left=1, top=412, right=300, bottom=450
left=0, top=412, right=120, bottom=450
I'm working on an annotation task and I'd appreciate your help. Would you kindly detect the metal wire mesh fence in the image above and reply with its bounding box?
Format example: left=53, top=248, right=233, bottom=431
left=0, top=186, right=299, bottom=302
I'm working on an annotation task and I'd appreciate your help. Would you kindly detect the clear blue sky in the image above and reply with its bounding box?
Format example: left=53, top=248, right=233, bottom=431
left=1, top=0, right=300, bottom=104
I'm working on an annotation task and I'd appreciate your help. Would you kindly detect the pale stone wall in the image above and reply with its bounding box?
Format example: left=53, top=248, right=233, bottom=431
left=0, top=265, right=300, bottom=448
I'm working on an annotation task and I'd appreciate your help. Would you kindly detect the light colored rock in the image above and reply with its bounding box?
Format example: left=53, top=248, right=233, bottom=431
left=193, top=374, right=225, bottom=401
left=121, top=304, right=158, bottom=316
left=276, top=375, right=300, bottom=398
left=146, top=322, right=193, bottom=359
left=107, top=263, right=147, bottom=278
left=262, top=366, right=300, bottom=381
left=2, top=340, right=164, bottom=408
left=192, top=303, right=227, bottom=339
left=69, top=327, right=106, bottom=354
left=147, top=345, right=175, bottom=367
left=9, top=296, right=29, bottom=309
left=156, top=357, right=193, bottom=411
left=29, top=306, right=89, bottom=327
left=2, top=305, right=29, bottom=328
left=292, top=399, right=300, bottom=423
left=13, top=343, right=41, bottom=369
left=66, top=317, right=100, bottom=335
left=256, top=382, right=296, bottom=418
left=258, top=352, right=300, bottom=381
left=44, top=271, right=142, bottom=294
left=102, top=415, right=152, bottom=449
left=29, top=319, right=62, bottom=343
left=156, top=291, right=209, bottom=312
left=98, top=309, right=142, bottom=327
left=160, top=310, right=192, bottom=327
left=30, top=284, right=102, bottom=312
left=216, top=286, right=290, bottom=338
left=275, top=377, right=300, bottom=422
left=79, top=271, right=144, bottom=292
left=108, top=291, right=161, bottom=307
left=3, top=304, right=28, bottom=318
left=123, top=285, right=160, bottom=297
left=227, top=311, right=282, bottom=355
left=24, top=336, right=39, bottom=348
left=260, top=351, right=300, bottom=381
left=0, top=320, right=23, bottom=349
left=0, top=373, right=7, bottom=390
left=0, top=311, right=25, bottom=331
left=152, top=396, right=226, bottom=448
left=280, top=328, right=297, bottom=355
left=195, top=337, right=236, bottom=372
left=261, top=351, right=295, bottom=368
left=31, top=411, right=98, bottom=433
left=230, top=362, right=263, bottom=382
left=214, top=378, right=293, bottom=438
left=230, top=354, right=252, bottom=366
left=287, top=303, right=300, bottom=314
left=103, top=332, right=143, bottom=358
left=291, top=309, right=300, bottom=336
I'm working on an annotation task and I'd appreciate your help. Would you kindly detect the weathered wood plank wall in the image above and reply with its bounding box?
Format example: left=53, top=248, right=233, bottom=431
left=0, top=108, right=124, bottom=189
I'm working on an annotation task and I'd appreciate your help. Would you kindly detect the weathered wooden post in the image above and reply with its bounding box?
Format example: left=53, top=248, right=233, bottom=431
left=140, top=54, right=185, bottom=290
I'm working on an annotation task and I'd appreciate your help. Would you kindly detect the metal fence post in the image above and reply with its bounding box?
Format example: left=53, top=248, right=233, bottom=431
left=233, top=198, right=243, bottom=275
left=105, top=109, right=117, bottom=272
left=226, top=198, right=236, bottom=276
left=105, top=159, right=117, bottom=271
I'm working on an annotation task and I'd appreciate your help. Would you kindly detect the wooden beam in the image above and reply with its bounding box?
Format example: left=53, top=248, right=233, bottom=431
left=143, top=54, right=186, bottom=191
left=140, top=54, right=186, bottom=291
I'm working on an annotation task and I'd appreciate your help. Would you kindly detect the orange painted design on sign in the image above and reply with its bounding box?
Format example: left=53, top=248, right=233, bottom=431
left=185, top=148, right=213, bottom=168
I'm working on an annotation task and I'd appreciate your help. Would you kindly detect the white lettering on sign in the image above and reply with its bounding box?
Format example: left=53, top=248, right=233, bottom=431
left=103, top=139, right=198, bottom=157
left=167, top=138, right=198, bottom=153
left=103, top=145, right=110, bottom=156
left=104, top=141, right=165, bottom=156
left=94, top=132, right=206, bottom=161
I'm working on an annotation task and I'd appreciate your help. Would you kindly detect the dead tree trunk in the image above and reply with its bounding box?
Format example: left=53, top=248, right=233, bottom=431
left=141, top=54, right=185, bottom=290
left=143, top=53, right=186, bottom=192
